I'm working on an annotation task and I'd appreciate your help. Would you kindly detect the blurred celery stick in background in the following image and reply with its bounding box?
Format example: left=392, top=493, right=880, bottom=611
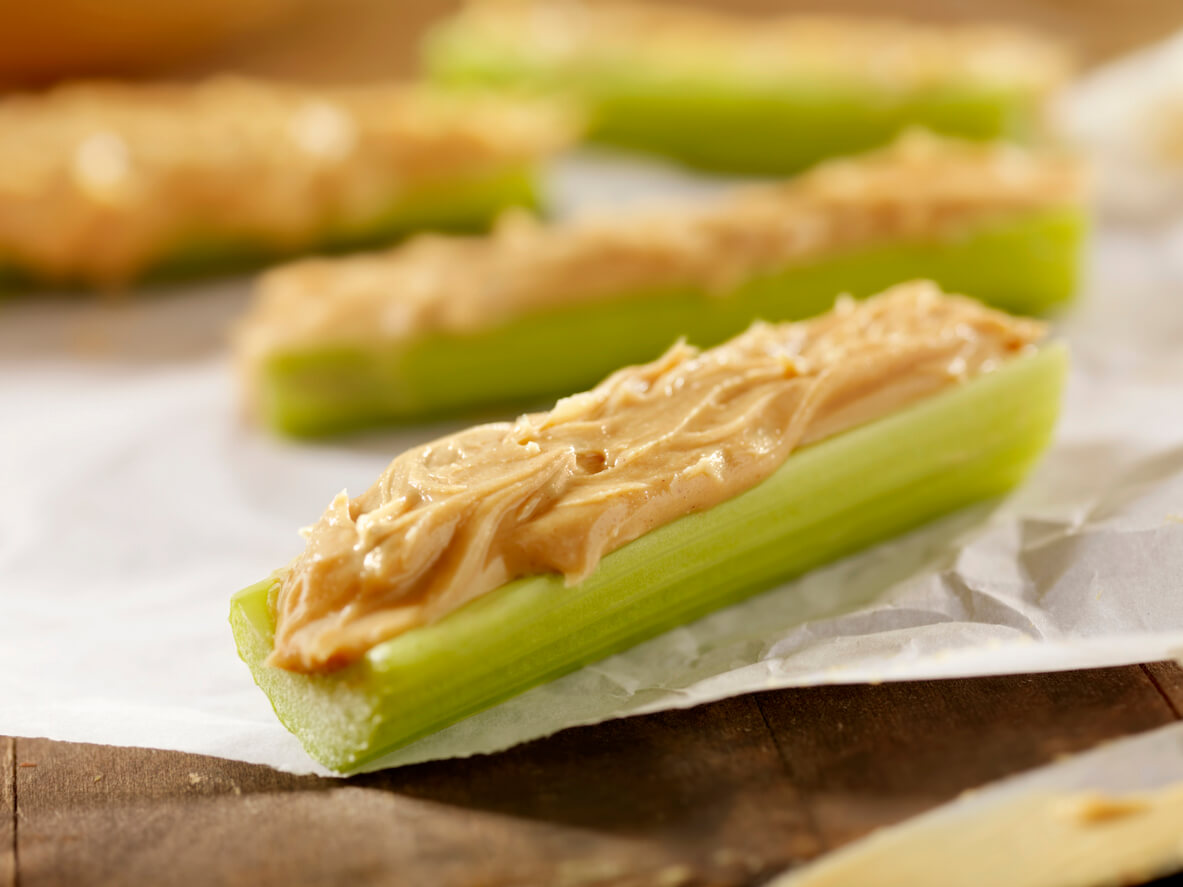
left=230, top=306, right=1066, bottom=772
left=234, top=133, right=1087, bottom=436
left=0, top=77, right=578, bottom=290
left=424, top=0, right=1070, bottom=174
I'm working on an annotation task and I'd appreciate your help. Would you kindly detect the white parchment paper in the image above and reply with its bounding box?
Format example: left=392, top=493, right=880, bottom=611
left=1057, top=28, right=1183, bottom=220
left=2, top=152, right=1183, bottom=775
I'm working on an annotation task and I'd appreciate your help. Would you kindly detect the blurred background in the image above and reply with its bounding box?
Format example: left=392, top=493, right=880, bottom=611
left=3, top=0, right=1182, bottom=87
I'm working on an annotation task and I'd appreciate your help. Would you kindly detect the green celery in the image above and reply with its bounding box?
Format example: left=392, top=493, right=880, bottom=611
left=259, top=207, right=1084, bottom=436
left=425, top=29, right=1048, bottom=174
left=231, top=342, right=1067, bottom=772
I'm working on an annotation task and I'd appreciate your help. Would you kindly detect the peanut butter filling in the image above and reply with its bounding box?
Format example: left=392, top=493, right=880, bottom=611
left=0, top=77, right=576, bottom=284
left=269, top=283, right=1045, bottom=673
left=441, top=0, right=1070, bottom=94
left=237, top=133, right=1081, bottom=367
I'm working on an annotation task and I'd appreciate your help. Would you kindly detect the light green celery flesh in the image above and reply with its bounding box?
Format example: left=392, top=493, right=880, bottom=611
left=0, top=165, right=540, bottom=290
left=261, top=207, right=1083, bottom=436
left=424, top=30, right=1045, bottom=173
left=231, top=343, right=1067, bottom=772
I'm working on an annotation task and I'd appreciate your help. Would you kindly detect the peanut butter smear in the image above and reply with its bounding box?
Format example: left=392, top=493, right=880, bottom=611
left=441, top=0, right=1070, bottom=94
left=0, top=77, right=576, bottom=285
left=236, top=133, right=1082, bottom=368
left=269, top=283, right=1045, bottom=673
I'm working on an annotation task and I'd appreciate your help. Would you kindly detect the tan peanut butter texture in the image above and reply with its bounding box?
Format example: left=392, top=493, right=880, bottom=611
left=268, top=284, right=1045, bottom=673
left=236, top=133, right=1082, bottom=364
left=443, top=0, right=1071, bottom=94
left=0, top=77, right=575, bottom=284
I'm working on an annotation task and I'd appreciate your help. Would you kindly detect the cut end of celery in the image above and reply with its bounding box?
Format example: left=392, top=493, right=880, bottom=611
left=231, top=579, right=381, bottom=771
left=232, top=343, right=1067, bottom=772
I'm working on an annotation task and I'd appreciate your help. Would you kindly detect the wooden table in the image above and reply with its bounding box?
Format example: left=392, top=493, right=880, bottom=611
left=7, top=662, right=1182, bottom=886
left=171, top=0, right=1183, bottom=82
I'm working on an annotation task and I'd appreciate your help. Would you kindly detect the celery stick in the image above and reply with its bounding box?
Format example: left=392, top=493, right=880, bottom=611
left=426, top=31, right=1052, bottom=173
left=259, top=207, right=1084, bottom=436
left=0, top=165, right=541, bottom=291
left=231, top=343, right=1066, bottom=772
left=588, top=81, right=1040, bottom=175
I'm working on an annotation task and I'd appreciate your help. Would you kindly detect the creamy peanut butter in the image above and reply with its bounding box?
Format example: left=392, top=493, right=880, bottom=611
left=236, top=132, right=1081, bottom=370
left=441, top=0, right=1070, bottom=94
left=0, top=77, right=576, bottom=284
left=269, top=283, right=1044, bottom=673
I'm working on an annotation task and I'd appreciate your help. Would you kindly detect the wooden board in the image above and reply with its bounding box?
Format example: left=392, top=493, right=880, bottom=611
left=1146, top=661, right=1183, bottom=717
left=10, top=663, right=1183, bottom=887
left=172, top=0, right=1183, bottom=83
left=6, top=0, right=1183, bottom=87
left=757, top=665, right=1181, bottom=849
left=3, top=737, right=12, bottom=887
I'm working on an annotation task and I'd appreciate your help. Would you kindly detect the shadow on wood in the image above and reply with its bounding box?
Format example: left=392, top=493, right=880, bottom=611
left=10, top=664, right=1183, bottom=887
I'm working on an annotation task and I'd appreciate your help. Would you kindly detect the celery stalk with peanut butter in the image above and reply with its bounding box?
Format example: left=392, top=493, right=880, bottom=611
left=231, top=282, right=1067, bottom=772
left=0, top=76, right=577, bottom=289
left=425, top=0, right=1070, bottom=174
left=234, top=132, right=1086, bottom=437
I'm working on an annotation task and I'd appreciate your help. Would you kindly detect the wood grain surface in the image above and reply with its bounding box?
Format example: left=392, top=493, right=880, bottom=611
left=3, top=738, right=12, bottom=887
left=8, top=663, right=1183, bottom=887
left=7, top=0, right=1183, bottom=87
left=1147, top=661, right=1183, bottom=717
left=175, top=0, right=1183, bottom=83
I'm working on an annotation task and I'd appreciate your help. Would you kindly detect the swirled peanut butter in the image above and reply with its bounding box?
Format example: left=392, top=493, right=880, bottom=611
left=235, top=132, right=1082, bottom=371
left=439, top=0, right=1070, bottom=94
left=269, top=283, right=1045, bottom=673
left=0, top=77, right=576, bottom=285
